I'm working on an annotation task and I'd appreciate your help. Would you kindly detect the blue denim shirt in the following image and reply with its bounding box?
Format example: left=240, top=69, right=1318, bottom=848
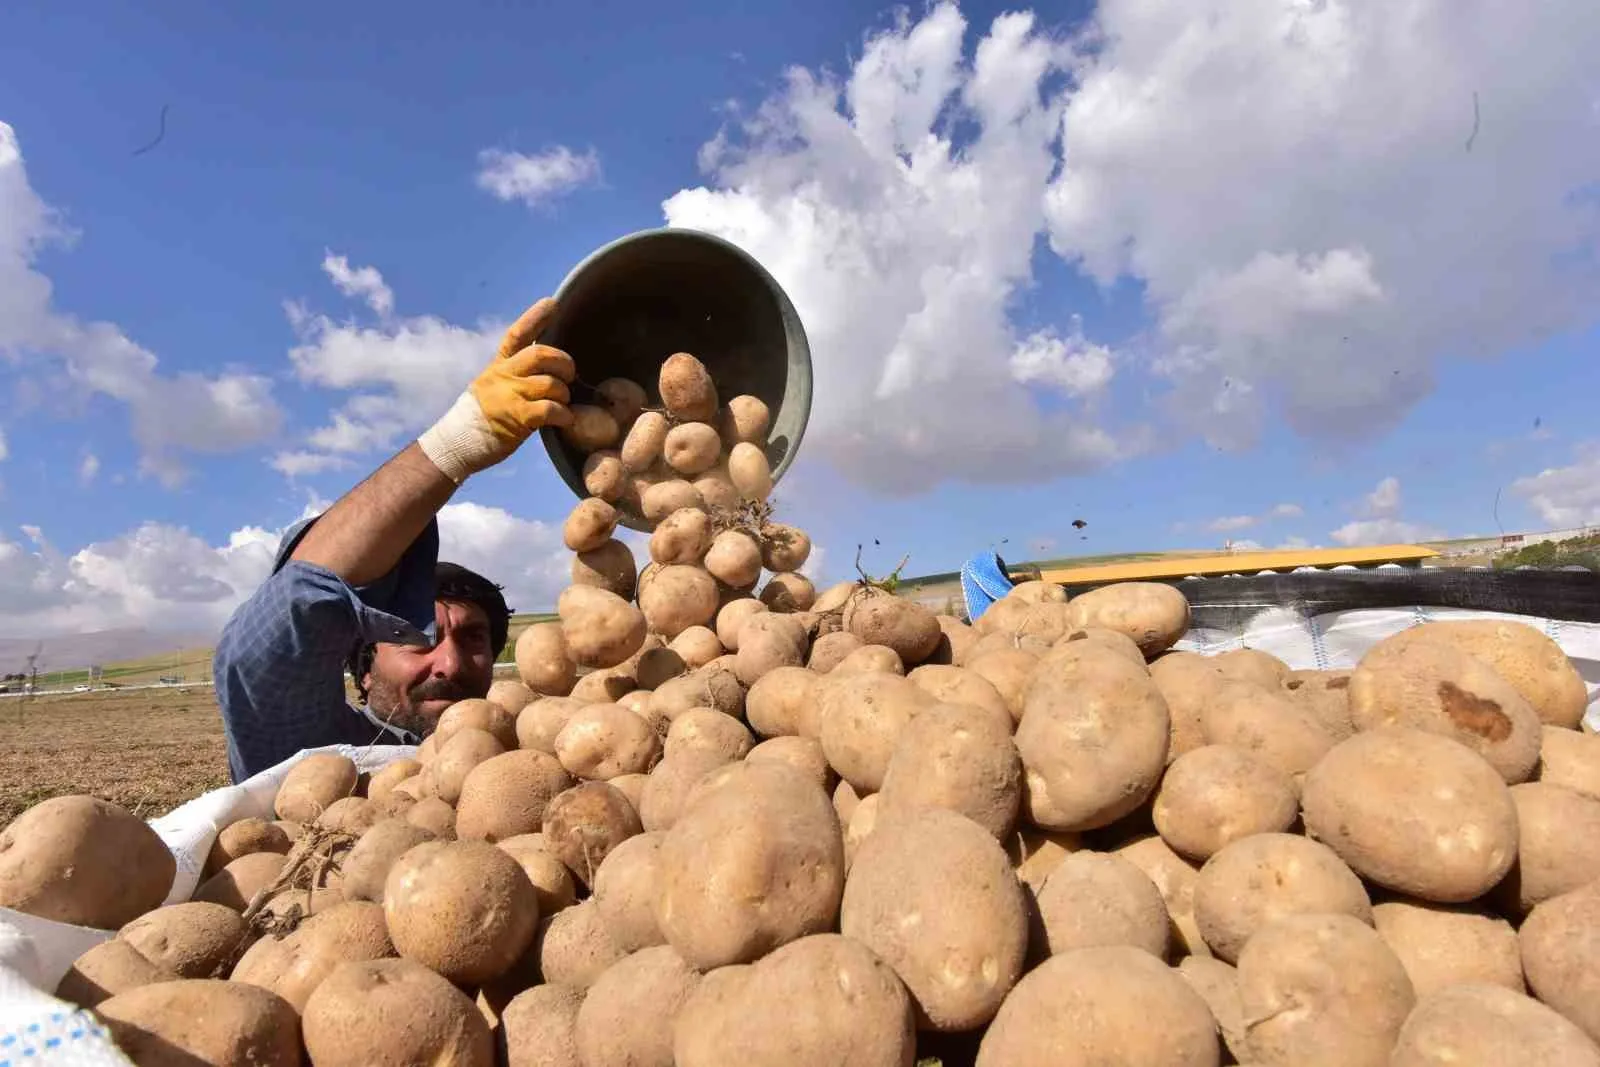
left=212, top=514, right=441, bottom=782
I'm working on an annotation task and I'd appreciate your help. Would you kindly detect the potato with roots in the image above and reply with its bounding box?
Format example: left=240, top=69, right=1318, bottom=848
left=760, top=572, right=815, bottom=612
left=705, top=530, right=763, bottom=589
left=660, top=352, right=719, bottom=421
left=1236, top=913, right=1416, bottom=1067
left=878, top=702, right=1021, bottom=840
left=975, top=947, right=1220, bottom=1067
left=302, top=958, right=493, bottom=1067
left=640, top=564, right=720, bottom=639
left=1371, top=898, right=1525, bottom=996
left=728, top=442, right=773, bottom=501
left=563, top=497, right=620, bottom=554
left=1301, top=728, right=1519, bottom=903
left=1378, top=618, right=1590, bottom=729
left=1153, top=744, right=1299, bottom=861
left=572, top=539, right=638, bottom=600
left=499, top=984, right=584, bottom=1067
left=1199, top=681, right=1335, bottom=783
left=1391, top=984, right=1600, bottom=1067
left=558, top=585, right=647, bottom=669
left=1520, top=884, right=1600, bottom=1044
left=1060, top=581, right=1190, bottom=657
left=642, top=480, right=706, bottom=524
left=656, top=762, right=845, bottom=970
left=382, top=841, right=539, bottom=986
left=819, top=671, right=932, bottom=792
left=621, top=410, right=669, bottom=472
left=651, top=507, right=713, bottom=565
left=842, top=807, right=1027, bottom=1032
left=719, top=394, right=771, bottom=446
left=1031, top=851, right=1170, bottom=961
left=543, top=781, right=643, bottom=887
left=95, top=980, right=303, bottom=1067
left=664, top=422, right=723, bottom=476
left=274, top=753, right=359, bottom=822
left=577, top=945, right=702, bottom=1067
left=455, top=749, right=575, bottom=842
left=583, top=449, right=627, bottom=502
left=674, top=934, right=916, bottom=1067
left=537, top=898, right=628, bottom=990
left=758, top=522, right=810, bottom=572
left=648, top=665, right=746, bottom=722
left=1016, top=646, right=1170, bottom=832
left=1350, top=638, right=1543, bottom=783
left=1496, top=782, right=1600, bottom=916
left=1192, top=833, right=1373, bottom=964
left=844, top=588, right=943, bottom=666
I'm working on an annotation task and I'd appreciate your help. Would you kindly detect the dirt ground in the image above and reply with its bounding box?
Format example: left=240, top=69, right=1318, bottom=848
left=0, top=687, right=231, bottom=827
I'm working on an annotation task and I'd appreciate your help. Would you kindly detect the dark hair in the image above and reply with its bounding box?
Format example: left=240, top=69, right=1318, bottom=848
left=348, top=561, right=512, bottom=702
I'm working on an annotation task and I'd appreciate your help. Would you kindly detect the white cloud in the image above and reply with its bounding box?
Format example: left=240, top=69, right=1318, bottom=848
left=78, top=452, right=98, bottom=485
left=1009, top=317, right=1115, bottom=397
left=269, top=450, right=353, bottom=479
left=476, top=146, right=601, bottom=207
left=1227, top=539, right=1264, bottom=551
left=0, top=122, right=283, bottom=485
left=1329, top=476, right=1440, bottom=545
left=321, top=252, right=394, bottom=318
left=1511, top=444, right=1600, bottom=528
left=799, top=544, right=827, bottom=583
left=1269, top=503, right=1304, bottom=519
left=1208, top=515, right=1257, bottom=533
left=435, top=501, right=571, bottom=614
left=1277, top=536, right=1313, bottom=550
left=1363, top=476, right=1402, bottom=518
left=0, top=425, right=7, bottom=462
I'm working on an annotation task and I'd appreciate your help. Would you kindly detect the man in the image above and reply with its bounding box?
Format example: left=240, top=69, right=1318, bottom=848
left=213, top=297, right=575, bottom=781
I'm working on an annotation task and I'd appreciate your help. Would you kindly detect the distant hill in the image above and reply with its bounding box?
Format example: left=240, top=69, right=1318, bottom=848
left=0, top=629, right=214, bottom=674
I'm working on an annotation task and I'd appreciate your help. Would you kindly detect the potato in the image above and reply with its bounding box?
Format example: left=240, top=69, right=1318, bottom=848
left=95, top=979, right=302, bottom=1067
left=554, top=703, right=662, bottom=781
left=844, top=590, right=942, bottom=666
left=964, top=649, right=1037, bottom=725
left=1236, top=913, right=1415, bottom=1067
left=745, top=665, right=822, bottom=739
left=1016, top=647, right=1170, bottom=831
left=665, top=708, right=753, bottom=764
left=1006, top=826, right=1084, bottom=894
left=231, top=900, right=395, bottom=1010
left=675, top=934, right=914, bottom=1067
left=1302, top=728, right=1518, bottom=903
left=582, top=449, right=627, bottom=502
left=1000, top=602, right=1077, bottom=645
left=432, top=727, right=506, bottom=805
left=833, top=643, right=906, bottom=675
left=274, top=753, right=359, bottom=822
left=656, top=762, right=845, bottom=969
left=820, top=672, right=933, bottom=792
left=1176, top=956, right=1248, bottom=1063
left=747, top=736, right=833, bottom=793
left=841, top=807, right=1027, bottom=1031
left=648, top=665, right=747, bottom=722
left=194, top=852, right=288, bottom=912
left=518, top=696, right=586, bottom=754
left=658, top=352, right=718, bottom=420
left=703, top=530, right=762, bottom=589
left=1193, top=833, right=1372, bottom=964
left=1213, top=647, right=1290, bottom=688
left=434, top=697, right=519, bottom=750
left=1199, top=681, right=1335, bottom=783
left=587, top=831, right=666, bottom=952
left=323, top=796, right=382, bottom=834
left=561, top=404, right=621, bottom=451
left=112, top=901, right=248, bottom=983
left=969, top=629, right=1053, bottom=659
left=576, top=945, right=701, bottom=1067
left=1520, top=884, right=1600, bottom=1043
left=1060, top=581, right=1189, bottom=657
left=1115, top=834, right=1209, bottom=958
left=636, top=752, right=726, bottom=833
left=543, top=781, right=643, bottom=886
left=204, top=817, right=292, bottom=879
left=341, top=818, right=435, bottom=903
left=844, top=793, right=882, bottom=869
left=1497, top=782, right=1600, bottom=915
left=715, top=596, right=766, bottom=651
left=632, top=647, right=685, bottom=692
left=569, top=666, right=637, bottom=704
left=806, top=630, right=862, bottom=673
left=727, top=441, right=773, bottom=501
left=1382, top=619, right=1590, bottom=729
left=666, top=624, right=723, bottom=668
left=496, top=834, right=578, bottom=915
left=306, top=957, right=494, bottom=1067
left=1032, top=851, right=1170, bottom=960
left=719, top=394, right=770, bottom=445
left=760, top=572, right=815, bottom=612
left=1372, top=898, right=1524, bottom=996
left=405, top=797, right=456, bottom=839
left=638, top=564, right=719, bottom=639
left=500, top=983, right=584, bottom=1067
left=1540, top=725, right=1600, bottom=800
left=564, top=497, right=619, bottom=554
left=753, top=524, right=809, bottom=575
left=832, top=779, right=863, bottom=827
left=691, top=467, right=741, bottom=514
left=571, top=538, right=639, bottom=600
left=558, top=585, right=648, bottom=669
left=1153, top=745, right=1298, bottom=861
left=642, top=479, right=706, bottom=524
left=595, top=377, right=647, bottom=427
left=1282, top=669, right=1356, bottom=740
left=650, top=507, right=712, bottom=565
left=1392, top=983, right=1600, bottom=1067
left=366, top=759, right=424, bottom=806
left=454, top=748, right=575, bottom=843
left=537, top=897, right=627, bottom=989
left=975, top=946, right=1220, bottom=1067
left=878, top=702, right=1020, bottom=839
left=662, top=421, right=722, bottom=476
left=59, top=938, right=179, bottom=1009
left=905, top=664, right=1010, bottom=722
left=735, top=612, right=808, bottom=686
left=1350, top=639, right=1543, bottom=782
left=1006, top=579, right=1068, bottom=605
left=621, top=410, right=669, bottom=471
left=382, top=840, right=537, bottom=985
left=416, top=734, right=438, bottom=763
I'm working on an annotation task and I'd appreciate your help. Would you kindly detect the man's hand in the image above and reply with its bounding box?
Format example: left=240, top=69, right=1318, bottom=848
left=418, top=297, right=577, bottom=483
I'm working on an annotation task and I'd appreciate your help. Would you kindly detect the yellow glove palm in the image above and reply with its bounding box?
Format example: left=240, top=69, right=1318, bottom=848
left=419, top=297, right=577, bottom=483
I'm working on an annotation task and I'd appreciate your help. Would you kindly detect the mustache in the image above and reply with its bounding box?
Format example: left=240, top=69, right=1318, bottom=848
left=408, top=678, right=476, bottom=704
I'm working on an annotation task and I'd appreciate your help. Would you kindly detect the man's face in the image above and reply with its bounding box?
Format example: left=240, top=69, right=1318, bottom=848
left=364, top=599, right=496, bottom=738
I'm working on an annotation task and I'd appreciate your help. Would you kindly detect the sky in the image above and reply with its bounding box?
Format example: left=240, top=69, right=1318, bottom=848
left=1, top=0, right=1599, bottom=638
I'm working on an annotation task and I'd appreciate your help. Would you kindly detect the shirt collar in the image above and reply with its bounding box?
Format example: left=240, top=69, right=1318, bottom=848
left=351, top=701, right=420, bottom=746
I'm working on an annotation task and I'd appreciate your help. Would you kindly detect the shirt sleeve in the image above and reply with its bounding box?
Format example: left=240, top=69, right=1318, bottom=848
left=212, top=515, right=441, bottom=782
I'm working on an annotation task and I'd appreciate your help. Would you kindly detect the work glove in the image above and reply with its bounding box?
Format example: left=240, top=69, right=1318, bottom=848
left=418, top=297, right=576, bottom=483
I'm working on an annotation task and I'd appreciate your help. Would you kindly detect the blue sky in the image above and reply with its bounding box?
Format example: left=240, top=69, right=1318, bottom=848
left=2, top=0, right=1598, bottom=635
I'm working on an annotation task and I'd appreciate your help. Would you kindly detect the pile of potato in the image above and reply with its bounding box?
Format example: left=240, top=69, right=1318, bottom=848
left=4, top=352, right=1600, bottom=1066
